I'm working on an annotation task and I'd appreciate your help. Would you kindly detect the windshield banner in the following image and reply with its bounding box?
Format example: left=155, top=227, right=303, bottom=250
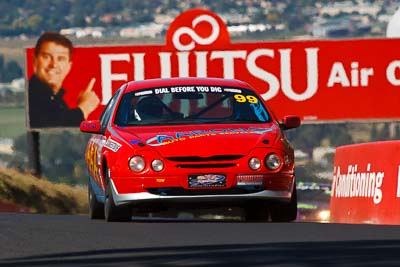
left=25, top=8, right=400, bottom=128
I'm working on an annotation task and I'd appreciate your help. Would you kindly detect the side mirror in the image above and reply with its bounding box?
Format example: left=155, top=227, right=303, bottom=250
left=281, top=116, right=301, bottom=130
left=80, top=120, right=101, bottom=133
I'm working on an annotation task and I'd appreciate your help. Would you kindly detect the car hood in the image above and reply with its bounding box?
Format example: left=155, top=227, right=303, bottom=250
left=114, top=124, right=279, bottom=157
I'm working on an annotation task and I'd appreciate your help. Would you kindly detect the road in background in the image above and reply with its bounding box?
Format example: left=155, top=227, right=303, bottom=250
left=1, top=213, right=400, bottom=266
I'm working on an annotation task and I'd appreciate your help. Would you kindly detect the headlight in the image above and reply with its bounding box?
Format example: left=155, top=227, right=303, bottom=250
left=129, top=156, right=145, bottom=172
left=151, top=159, right=164, bottom=172
left=248, top=157, right=261, bottom=170
left=265, top=153, right=281, bottom=170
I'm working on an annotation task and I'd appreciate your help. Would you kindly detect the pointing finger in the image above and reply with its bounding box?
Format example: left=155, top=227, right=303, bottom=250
left=85, top=78, right=96, bottom=93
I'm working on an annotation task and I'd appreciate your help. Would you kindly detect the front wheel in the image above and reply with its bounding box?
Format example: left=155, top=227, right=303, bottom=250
left=270, top=183, right=297, bottom=222
left=88, top=181, right=104, bottom=220
left=104, top=169, right=132, bottom=222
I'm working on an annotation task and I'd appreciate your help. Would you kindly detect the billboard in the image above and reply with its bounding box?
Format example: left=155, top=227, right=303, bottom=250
left=25, top=9, right=400, bottom=129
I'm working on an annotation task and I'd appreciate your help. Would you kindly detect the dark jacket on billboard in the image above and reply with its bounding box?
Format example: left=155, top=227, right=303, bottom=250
left=28, top=74, right=84, bottom=128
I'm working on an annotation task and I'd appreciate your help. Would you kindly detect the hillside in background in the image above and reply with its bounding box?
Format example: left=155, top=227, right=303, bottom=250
left=0, top=0, right=395, bottom=39
left=0, top=0, right=328, bottom=37
left=0, top=167, right=87, bottom=214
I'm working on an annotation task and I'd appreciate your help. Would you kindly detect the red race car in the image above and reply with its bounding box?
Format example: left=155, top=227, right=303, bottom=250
left=80, top=77, right=301, bottom=222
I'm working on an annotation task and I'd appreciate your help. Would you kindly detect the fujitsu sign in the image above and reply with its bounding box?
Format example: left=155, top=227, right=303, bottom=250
left=97, top=10, right=320, bottom=106
left=26, top=9, right=400, bottom=124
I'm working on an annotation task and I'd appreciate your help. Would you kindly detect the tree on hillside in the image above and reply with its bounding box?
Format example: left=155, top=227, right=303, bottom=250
left=10, top=131, right=90, bottom=185
left=0, top=55, right=4, bottom=81
left=286, top=123, right=354, bottom=157
left=0, top=54, right=22, bottom=82
left=4, top=61, right=22, bottom=82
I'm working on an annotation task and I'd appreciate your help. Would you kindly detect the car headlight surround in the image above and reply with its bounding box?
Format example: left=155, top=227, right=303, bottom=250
left=151, top=159, right=164, bottom=172
left=265, top=153, right=282, bottom=170
left=248, top=157, right=261, bottom=170
left=129, top=156, right=145, bottom=172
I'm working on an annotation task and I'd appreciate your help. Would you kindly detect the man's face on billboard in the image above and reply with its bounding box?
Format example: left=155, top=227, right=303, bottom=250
left=34, top=41, right=72, bottom=93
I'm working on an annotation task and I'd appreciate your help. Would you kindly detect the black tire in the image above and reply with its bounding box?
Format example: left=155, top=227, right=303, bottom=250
left=88, top=181, right=104, bottom=220
left=104, top=169, right=132, bottom=222
left=243, top=201, right=269, bottom=222
left=270, top=183, right=297, bottom=222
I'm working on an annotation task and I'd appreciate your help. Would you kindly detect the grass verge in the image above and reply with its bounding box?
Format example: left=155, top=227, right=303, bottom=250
left=0, top=167, right=87, bottom=214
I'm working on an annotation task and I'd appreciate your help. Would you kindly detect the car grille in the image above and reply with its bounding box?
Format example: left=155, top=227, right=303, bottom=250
left=166, top=155, right=243, bottom=169
left=146, top=186, right=264, bottom=196
left=176, top=163, right=236, bottom=168
left=166, top=155, right=243, bottom=162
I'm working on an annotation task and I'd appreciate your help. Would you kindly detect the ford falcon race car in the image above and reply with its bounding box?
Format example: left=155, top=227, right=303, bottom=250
left=80, top=77, right=301, bottom=222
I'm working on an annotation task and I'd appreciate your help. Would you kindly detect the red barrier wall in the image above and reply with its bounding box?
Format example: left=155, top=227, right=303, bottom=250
left=330, top=141, right=400, bottom=224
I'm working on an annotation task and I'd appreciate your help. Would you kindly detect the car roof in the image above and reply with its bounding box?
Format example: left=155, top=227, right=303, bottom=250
left=122, top=77, right=253, bottom=94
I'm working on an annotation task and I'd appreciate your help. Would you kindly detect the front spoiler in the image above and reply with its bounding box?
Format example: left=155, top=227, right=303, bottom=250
left=110, top=179, right=294, bottom=206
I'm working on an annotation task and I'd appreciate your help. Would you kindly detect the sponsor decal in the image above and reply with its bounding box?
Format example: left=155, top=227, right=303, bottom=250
left=146, top=127, right=273, bottom=146
left=332, top=164, right=384, bottom=204
left=135, top=90, right=153, bottom=96
left=224, top=88, right=242, bottom=93
left=237, top=174, right=264, bottom=186
left=80, top=121, right=99, bottom=131
left=130, top=140, right=141, bottom=145
left=86, top=136, right=107, bottom=189
left=104, top=138, right=122, bottom=152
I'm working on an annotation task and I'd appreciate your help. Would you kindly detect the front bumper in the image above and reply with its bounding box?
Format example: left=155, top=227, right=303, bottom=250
left=110, top=178, right=295, bottom=206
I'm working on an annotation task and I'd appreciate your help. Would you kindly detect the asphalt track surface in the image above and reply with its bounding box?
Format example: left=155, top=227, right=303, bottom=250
left=1, top=213, right=400, bottom=267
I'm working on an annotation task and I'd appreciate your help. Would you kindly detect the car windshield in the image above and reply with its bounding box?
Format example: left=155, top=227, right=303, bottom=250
left=114, top=85, right=271, bottom=126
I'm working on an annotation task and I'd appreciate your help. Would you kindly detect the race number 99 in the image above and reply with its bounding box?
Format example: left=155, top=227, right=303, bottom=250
left=234, top=94, right=258, bottom=104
